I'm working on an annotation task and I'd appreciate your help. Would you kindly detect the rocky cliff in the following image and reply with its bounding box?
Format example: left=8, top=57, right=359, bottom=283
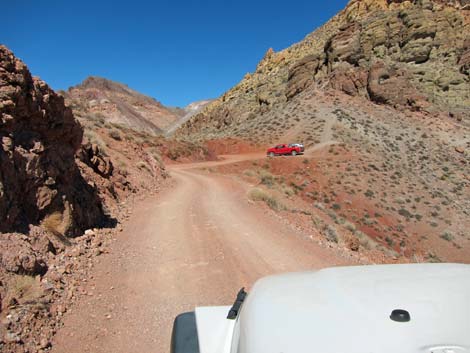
left=0, top=45, right=105, bottom=235
left=178, top=0, right=469, bottom=139
left=0, top=47, right=173, bottom=353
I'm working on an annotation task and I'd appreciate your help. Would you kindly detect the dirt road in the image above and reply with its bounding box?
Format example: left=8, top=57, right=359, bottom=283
left=52, top=155, right=350, bottom=353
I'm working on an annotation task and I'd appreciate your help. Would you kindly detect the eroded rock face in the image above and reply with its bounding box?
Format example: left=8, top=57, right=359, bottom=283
left=367, top=61, right=427, bottom=108
left=78, top=143, right=114, bottom=178
left=289, top=0, right=468, bottom=110
left=286, top=54, right=325, bottom=99
left=0, top=45, right=105, bottom=235
left=178, top=0, right=469, bottom=138
left=459, top=39, right=470, bottom=74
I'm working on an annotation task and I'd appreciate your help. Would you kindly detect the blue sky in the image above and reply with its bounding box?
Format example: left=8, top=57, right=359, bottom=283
left=2, top=0, right=348, bottom=107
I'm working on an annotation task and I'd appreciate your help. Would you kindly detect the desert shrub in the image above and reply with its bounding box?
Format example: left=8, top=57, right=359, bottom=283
left=440, top=231, right=454, bottom=242
left=355, top=230, right=375, bottom=250
left=248, top=188, right=285, bottom=211
left=111, top=123, right=125, bottom=131
left=109, top=129, right=122, bottom=141
left=136, top=161, right=153, bottom=175
left=344, top=220, right=356, bottom=232
left=118, top=161, right=129, bottom=176
left=282, top=185, right=295, bottom=196
left=426, top=252, right=442, bottom=263
left=150, top=149, right=165, bottom=169
left=265, top=197, right=283, bottom=211
left=41, top=211, right=72, bottom=245
left=291, top=209, right=312, bottom=216
left=323, top=225, right=338, bottom=243
left=84, top=130, right=108, bottom=156
left=398, top=208, right=412, bottom=219
left=42, top=212, right=63, bottom=235
left=167, top=145, right=192, bottom=161
left=259, top=170, right=275, bottom=187
left=248, top=188, right=267, bottom=201
left=8, top=275, right=43, bottom=304
left=86, top=112, right=105, bottom=127
left=289, top=181, right=304, bottom=192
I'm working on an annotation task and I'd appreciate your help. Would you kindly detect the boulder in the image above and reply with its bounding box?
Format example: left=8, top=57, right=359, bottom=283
left=78, top=143, right=114, bottom=178
left=0, top=234, right=47, bottom=276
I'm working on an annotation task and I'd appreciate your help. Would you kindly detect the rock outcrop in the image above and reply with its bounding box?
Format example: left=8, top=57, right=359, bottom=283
left=174, top=0, right=469, bottom=266
left=0, top=45, right=105, bottom=235
left=0, top=47, right=179, bottom=353
left=178, top=0, right=469, bottom=138
left=78, top=143, right=114, bottom=178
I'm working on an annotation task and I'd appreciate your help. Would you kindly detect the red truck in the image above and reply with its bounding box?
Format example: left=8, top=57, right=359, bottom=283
left=267, top=143, right=304, bottom=157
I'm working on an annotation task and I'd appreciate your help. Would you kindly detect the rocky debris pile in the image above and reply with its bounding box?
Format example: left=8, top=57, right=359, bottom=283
left=0, top=45, right=106, bottom=235
left=0, top=227, right=116, bottom=353
left=178, top=0, right=469, bottom=138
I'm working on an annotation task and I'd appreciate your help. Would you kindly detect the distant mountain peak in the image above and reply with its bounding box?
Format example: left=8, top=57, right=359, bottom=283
left=74, top=76, right=159, bottom=103
left=65, top=77, right=180, bottom=134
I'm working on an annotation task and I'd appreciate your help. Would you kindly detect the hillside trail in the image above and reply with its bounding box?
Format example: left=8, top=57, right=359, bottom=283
left=281, top=108, right=339, bottom=158
left=51, top=153, right=351, bottom=353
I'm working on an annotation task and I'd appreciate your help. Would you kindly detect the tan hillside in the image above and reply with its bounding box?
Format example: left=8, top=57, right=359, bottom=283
left=179, top=0, right=469, bottom=140
left=64, top=76, right=181, bottom=135
left=176, top=0, right=470, bottom=263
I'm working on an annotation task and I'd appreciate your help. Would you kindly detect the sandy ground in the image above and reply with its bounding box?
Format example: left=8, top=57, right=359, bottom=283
left=51, top=154, right=351, bottom=353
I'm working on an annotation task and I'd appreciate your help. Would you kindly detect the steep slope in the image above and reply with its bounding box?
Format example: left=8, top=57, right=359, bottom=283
left=164, top=99, right=213, bottom=136
left=178, top=0, right=469, bottom=140
left=65, top=77, right=181, bottom=135
left=176, top=0, right=470, bottom=262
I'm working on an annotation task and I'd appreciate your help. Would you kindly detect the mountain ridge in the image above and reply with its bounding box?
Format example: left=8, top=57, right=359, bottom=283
left=174, top=0, right=470, bottom=263
left=177, top=0, right=469, bottom=139
left=64, top=76, right=181, bottom=135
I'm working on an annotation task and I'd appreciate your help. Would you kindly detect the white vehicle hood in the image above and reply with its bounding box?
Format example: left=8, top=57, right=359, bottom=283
left=237, top=263, right=470, bottom=353
left=195, top=306, right=234, bottom=353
